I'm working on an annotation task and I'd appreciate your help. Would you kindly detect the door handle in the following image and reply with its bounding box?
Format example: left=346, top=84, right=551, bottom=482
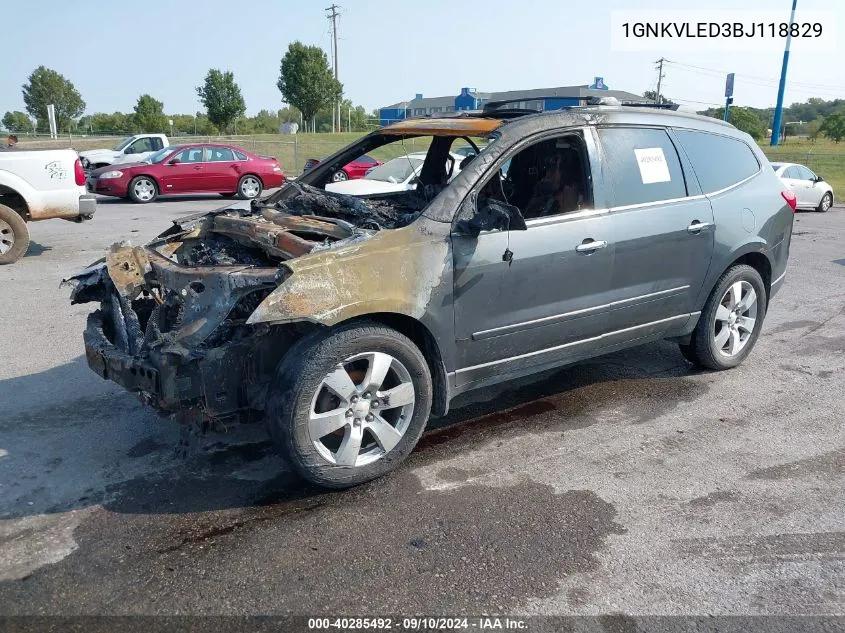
left=193, top=166, right=202, bottom=170
left=687, top=221, right=713, bottom=233
left=575, top=239, right=608, bottom=253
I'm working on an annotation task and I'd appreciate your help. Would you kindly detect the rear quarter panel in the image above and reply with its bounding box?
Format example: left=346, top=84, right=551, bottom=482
left=0, top=149, right=87, bottom=220
left=702, top=164, right=793, bottom=309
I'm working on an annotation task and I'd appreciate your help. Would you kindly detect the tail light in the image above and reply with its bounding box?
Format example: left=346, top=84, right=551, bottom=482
left=781, top=190, right=797, bottom=212
left=74, top=158, right=86, bottom=186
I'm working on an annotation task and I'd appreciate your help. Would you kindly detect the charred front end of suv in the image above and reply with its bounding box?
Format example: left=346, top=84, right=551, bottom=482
left=66, top=183, right=452, bottom=421
left=65, top=203, right=372, bottom=419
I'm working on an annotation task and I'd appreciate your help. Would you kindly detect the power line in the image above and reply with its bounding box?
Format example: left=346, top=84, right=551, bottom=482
left=664, top=59, right=845, bottom=92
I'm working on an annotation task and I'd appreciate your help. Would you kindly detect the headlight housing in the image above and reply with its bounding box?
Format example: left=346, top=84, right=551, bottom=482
left=99, top=170, right=124, bottom=179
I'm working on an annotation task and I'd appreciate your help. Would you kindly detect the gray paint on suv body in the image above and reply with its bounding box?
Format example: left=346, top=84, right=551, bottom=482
left=69, top=105, right=793, bottom=419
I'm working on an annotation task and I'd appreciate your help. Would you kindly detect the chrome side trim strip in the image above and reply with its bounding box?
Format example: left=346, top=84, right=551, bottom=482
left=459, top=313, right=690, bottom=375
left=471, top=286, right=689, bottom=340
left=772, top=271, right=787, bottom=286
left=609, top=285, right=689, bottom=308
left=472, top=303, right=605, bottom=341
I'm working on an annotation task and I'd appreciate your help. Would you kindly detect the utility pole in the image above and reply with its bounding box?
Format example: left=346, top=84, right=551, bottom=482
left=654, top=57, right=666, bottom=104
left=326, top=4, right=340, bottom=133
left=771, top=0, right=798, bottom=146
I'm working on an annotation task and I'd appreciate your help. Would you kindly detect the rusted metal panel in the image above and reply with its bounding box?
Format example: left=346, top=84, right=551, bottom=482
left=381, top=118, right=503, bottom=136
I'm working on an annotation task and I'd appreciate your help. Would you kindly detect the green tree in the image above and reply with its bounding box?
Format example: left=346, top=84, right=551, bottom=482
left=820, top=112, right=845, bottom=142
left=21, top=66, right=85, bottom=132
left=133, top=94, right=168, bottom=133
left=807, top=117, right=824, bottom=142
left=277, top=42, right=342, bottom=132
left=196, top=70, right=246, bottom=133
left=710, top=106, right=766, bottom=140
left=643, top=90, right=675, bottom=105
left=2, top=111, right=33, bottom=133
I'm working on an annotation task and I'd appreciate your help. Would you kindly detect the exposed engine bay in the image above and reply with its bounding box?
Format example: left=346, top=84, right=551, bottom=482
left=63, top=182, right=446, bottom=420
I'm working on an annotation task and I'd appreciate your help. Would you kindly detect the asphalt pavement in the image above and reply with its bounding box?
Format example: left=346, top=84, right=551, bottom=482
left=0, top=194, right=844, bottom=618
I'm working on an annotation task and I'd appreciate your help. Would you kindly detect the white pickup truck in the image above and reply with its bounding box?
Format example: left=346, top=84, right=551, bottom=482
left=0, top=149, right=96, bottom=264
left=78, top=133, right=169, bottom=171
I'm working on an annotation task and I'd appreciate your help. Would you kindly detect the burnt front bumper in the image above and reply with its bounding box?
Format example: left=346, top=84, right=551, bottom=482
left=83, top=310, right=161, bottom=402
left=83, top=307, right=296, bottom=417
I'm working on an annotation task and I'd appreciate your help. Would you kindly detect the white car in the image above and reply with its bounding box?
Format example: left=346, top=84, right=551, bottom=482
left=326, top=152, right=464, bottom=196
left=771, top=162, right=834, bottom=212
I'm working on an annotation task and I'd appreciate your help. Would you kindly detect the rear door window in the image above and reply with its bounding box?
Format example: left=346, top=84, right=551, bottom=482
left=795, top=165, right=815, bottom=180
left=674, top=130, right=760, bottom=193
left=597, top=127, right=687, bottom=207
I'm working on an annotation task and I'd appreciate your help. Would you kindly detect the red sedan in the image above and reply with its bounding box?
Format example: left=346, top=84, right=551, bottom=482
left=88, top=144, right=286, bottom=203
left=303, top=154, right=381, bottom=182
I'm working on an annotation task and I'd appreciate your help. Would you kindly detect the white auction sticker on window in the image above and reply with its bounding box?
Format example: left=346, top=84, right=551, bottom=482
left=634, top=147, right=671, bottom=184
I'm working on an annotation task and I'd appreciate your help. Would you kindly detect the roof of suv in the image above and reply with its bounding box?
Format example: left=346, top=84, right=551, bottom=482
left=382, top=105, right=738, bottom=138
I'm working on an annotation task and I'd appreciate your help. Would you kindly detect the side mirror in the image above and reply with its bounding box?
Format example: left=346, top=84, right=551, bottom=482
left=814, top=175, right=824, bottom=183
left=456, top=195, right=527, bottom=237
left=125, top=147, right=134, bottom=154
left=167, top=158, right=181, bottom=165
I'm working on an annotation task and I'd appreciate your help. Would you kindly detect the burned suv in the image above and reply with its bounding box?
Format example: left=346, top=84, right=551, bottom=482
left=68, top=101, right=794, bottom=487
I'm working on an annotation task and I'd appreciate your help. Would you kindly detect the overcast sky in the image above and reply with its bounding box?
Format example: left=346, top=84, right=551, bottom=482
left=0, top=0, right=841, bottom=118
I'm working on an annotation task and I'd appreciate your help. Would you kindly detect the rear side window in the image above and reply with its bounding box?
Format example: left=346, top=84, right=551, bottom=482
left=674, top=130, right=760, bottom=193
left=234, top=150, right=248, bottom=160
left=597, top=127, right=687, bottom=207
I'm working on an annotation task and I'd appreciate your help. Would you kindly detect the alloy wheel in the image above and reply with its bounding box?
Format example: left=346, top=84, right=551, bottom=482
left=0, top=218, right=14, bottom=255
left=821, top=193, right=832, bottom=212
left=332, top=170, right=348, bottom=182
left=133, top=178, right=155, bottom=202
left=240, top=176, right=261, bottom=198
left=714, top=280, right=758, bottom=357
left=308, top=351, right=416, bottom=467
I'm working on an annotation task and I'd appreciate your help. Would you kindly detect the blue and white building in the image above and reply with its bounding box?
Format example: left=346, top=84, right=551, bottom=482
left=378, top=82, right=650, bottom=126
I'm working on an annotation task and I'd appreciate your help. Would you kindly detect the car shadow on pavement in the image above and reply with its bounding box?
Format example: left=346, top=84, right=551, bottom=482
left=95, top=194, right=232, bottom=205
left=0, top=341, right=703, bottom=520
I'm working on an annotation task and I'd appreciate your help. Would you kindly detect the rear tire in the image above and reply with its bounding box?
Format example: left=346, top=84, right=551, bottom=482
left=266, top=321, right=433, bottom=488
left=237, top=174, right=263, bottom=200
left=679, top=264, right=767, bottom=370
left=128, top=176, right=158, bottom=203
left=331, top=170, right=348, bottom=182
left=0, top=204, right=29, bottom=265
left=817, top=192, right=832, bottom=213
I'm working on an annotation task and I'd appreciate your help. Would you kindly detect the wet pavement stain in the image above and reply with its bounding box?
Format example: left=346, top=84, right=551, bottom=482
left=126, top=438, right=166, bottom=459
left=746, top=449, right=845, bottom=480
left=686, top=490, right=738, bottom=509
left=0, top=477, right=625, bottom=613
left=769, top=320, right=822, bottom=335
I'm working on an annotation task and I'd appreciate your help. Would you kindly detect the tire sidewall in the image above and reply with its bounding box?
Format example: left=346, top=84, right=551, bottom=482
left=128, top=176, right=157, bottom=204
left=268, top=325, right=432, bottom=488
left=699, top=265, right=767, bottom=369
left=818, top=192, right=832, bottom=213
left=0, top=204, right=29, bottom=265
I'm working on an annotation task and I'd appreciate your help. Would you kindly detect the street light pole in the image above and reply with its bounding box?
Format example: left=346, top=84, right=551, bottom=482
left=771, top=0, right=798, bottom=146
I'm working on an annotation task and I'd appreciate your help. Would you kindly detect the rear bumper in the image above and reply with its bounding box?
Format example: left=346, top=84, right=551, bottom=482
left=79, top=194, right=97, bottom=218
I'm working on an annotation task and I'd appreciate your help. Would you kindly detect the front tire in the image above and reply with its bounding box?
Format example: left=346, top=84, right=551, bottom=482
left=0, top=204, right=29, bottom=265
left=331, top=170, right=348, bottom=182
left=818, top=192, right=832, bottom=213
left=266, top=322, right=433, bottom=488
left=128, top=176, right=158, bottom=203
left=679, top=264, right=767, bottom=370
left=237, top=174, right=263, bottom=200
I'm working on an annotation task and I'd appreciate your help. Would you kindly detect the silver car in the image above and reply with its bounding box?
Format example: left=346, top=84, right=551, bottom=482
left=771, top=162, right=834, bottom=212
